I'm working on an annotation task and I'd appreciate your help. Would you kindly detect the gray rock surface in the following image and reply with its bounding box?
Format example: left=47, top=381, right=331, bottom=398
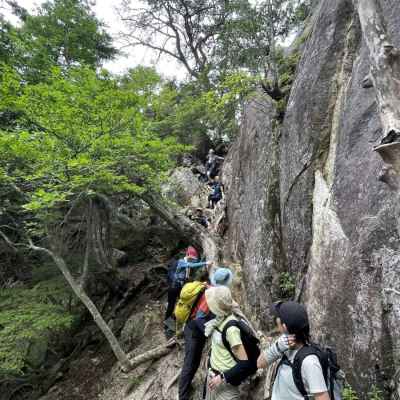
left=222, top=91, right=283, bottom=323
left=162, top=167, right=206, bottom=207
left=222, top=0, right=400, bottom=395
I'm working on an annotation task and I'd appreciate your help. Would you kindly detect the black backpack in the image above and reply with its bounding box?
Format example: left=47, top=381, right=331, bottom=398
left=220, top=318, right=261, bottom=373
left=278, top=344, right=343, bottom=400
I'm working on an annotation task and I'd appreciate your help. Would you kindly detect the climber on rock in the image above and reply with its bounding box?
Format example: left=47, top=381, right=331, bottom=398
left=257, top=301, right=331, bottom=400
left=206, top=149, right=224, bottom=181
left=164, top=246, right=210, bottom=338
left=192, top=208, right=209, bottom=228
left=208, top=176, right=224, bottom=209
left=177, top=267, right=234, bottom=400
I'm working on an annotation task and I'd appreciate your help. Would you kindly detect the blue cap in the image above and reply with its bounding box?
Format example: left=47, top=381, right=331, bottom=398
left=211, top=268, right=233, bottom=287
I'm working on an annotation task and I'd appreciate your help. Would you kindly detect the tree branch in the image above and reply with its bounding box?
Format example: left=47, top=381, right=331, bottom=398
left=0, top=230, right=17, bottom=252
left=28, top=239, right=133, bottom=371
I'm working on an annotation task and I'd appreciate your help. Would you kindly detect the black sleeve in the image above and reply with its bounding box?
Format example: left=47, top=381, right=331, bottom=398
left=223, top=359, right=257, bottom=386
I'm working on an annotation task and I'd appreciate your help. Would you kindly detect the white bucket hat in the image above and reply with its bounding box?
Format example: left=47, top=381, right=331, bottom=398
left=205, top=286, right=233, bottom=317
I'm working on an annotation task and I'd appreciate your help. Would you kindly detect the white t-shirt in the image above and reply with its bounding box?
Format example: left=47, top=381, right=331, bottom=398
left=272, top=349, right=328, bottom=400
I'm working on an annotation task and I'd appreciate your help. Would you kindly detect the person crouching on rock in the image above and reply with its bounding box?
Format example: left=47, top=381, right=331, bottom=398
left=204, top=286, right=252, bottom=400
left=193, top=208, right=209, bottom=228
left=257, top=301, right=330, bottom=400
left=178, top=267, right=234, bottom=400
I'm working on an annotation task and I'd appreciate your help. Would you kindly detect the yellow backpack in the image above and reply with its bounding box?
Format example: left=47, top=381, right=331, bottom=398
left=174, top=281, right=206, bottom=324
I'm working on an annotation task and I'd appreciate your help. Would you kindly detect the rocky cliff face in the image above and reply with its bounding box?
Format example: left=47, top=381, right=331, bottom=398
left=223, top=0, right=400, bottom=396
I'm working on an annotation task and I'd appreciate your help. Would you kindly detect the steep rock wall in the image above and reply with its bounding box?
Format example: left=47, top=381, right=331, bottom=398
left=222, top=92, right=283, bottom=324
left=223, top=0, right=400, bottom=396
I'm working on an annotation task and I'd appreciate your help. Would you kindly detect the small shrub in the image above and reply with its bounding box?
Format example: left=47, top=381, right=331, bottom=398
left=342, top=384, right=359, bottom=400
left=279, top=272, right=296, bottom=299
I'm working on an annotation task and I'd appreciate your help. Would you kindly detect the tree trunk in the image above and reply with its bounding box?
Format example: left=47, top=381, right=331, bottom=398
left=355, top=0, right=400, bottom=172
left=29, top=242, right=133, bottom=372
left=141, top=193, right=221, bottom=263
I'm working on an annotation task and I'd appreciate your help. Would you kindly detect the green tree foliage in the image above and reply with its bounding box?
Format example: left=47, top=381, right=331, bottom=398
left=4, top=0, right=117, bottom=82
left=119, top=0, right=310, bottom=143
left=0, top=277, right=75, bottom=374
left=0, top=64, right=185, bottom=229
left=0, top=16, right=20, bottom=67
left=0, top=62, right=187, bottom=376
left=210, top=0, right=303, bottom=74
left=149, top=72, right=256, bottom=145
left=342, top=384, right=359, bottom=400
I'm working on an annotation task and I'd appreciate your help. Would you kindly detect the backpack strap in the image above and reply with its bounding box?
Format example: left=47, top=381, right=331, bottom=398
left=220, top=319, right=240, bottom=363
left=291, top=345, right=329, bottom=399
left=188, top=285, right=206, bottom=320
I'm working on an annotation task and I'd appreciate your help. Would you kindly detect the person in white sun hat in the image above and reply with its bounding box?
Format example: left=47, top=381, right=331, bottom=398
left=204, top=286, right=253, bottom=400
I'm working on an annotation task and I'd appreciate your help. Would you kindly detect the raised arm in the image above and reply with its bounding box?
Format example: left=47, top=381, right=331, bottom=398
left=176, top=260, right=210, bottom=271
left=257, top=334, right=296, bottom=369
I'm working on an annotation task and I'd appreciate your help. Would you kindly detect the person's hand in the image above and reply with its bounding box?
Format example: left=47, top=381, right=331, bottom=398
left=276, top=334, right=296, bottom=352
left=208, top=374, right=223, bottom=390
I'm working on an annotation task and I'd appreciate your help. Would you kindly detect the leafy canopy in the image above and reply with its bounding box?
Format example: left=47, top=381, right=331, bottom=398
left=0, top=64, right=186, bottom=226
left=4, top=0, right=117, bottom=82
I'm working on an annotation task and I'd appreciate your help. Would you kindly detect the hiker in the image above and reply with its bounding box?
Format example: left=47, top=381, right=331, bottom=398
left=206, top=149, right=224, bottom=181
left=177, top=268, right=234, bottom=400
left=193, top=208, right=208, bottom=228
left=204, top=286, right=257, bottom=400
left=164, top=246, right=210, bottom=338
left=208, top=176, right=224, bottom=209
left=257, top=301, right=331, bottom=400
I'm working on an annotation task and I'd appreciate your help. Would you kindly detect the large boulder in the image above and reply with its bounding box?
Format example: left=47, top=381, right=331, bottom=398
left=162, top=167, right=207, bottom=207
left=223, top=0, right=400, bottom=395
left=281, top=0, right=400, bottom=394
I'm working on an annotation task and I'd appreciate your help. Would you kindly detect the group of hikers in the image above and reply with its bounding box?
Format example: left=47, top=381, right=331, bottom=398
left=163, top=246, right=340, bottom=400
left=188, top=149, right=225, bottom=230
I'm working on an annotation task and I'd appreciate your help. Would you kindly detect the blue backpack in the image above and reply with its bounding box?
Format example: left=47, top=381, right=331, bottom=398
left=172, top=259, right=189, bottom=288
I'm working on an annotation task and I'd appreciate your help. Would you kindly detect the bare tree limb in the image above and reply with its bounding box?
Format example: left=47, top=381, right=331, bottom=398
left=28, top=239, right=133, bottom=372
left=0, top=230, right=17, bottom=252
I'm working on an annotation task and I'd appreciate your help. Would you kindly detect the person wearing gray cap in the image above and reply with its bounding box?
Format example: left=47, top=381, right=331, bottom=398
left=257, top=301, right=330, bottom=400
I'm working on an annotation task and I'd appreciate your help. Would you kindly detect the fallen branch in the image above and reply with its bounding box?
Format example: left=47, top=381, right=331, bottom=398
left=128, top=338, right=177, bottom=369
